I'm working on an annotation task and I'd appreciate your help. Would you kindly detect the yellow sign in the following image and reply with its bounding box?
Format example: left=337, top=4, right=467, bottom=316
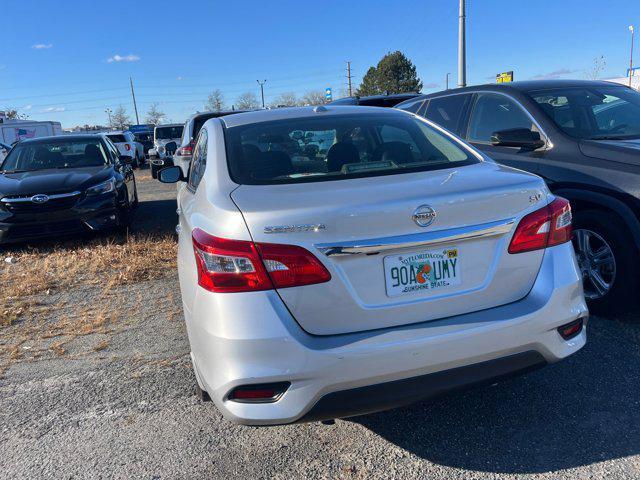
left=496, top=71, right=514, bottom=83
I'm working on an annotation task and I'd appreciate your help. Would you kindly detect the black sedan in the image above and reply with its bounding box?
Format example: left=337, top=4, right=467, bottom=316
left=0, top=134, right=138, bottom=244
left=396, top=79, right=640, bottom=313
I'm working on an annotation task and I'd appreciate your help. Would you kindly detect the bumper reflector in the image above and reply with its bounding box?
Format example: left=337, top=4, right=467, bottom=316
left=557, top=318, right=584, bottom=340
left=228, top=382, right=290, bottom=403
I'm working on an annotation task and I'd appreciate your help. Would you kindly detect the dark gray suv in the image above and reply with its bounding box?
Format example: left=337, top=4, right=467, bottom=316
left=397, top=80, right=640, bottom=313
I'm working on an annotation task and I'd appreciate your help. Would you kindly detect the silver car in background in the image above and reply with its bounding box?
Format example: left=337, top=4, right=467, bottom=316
left=159, top=106, right=588, bottom=426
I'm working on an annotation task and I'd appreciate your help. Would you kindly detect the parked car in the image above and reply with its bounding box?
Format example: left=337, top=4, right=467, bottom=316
left=0, top=141, right=11, bottom=162
left=396, top=79, right=640, bottom=312
left=328, top=92, right=421, bottom=108
left=131, top=131, right=154, bottom=158
left=105, top=131, right=143, bottom=168
left=151, top=124, right=184, bottom=159
left=0, top=134, right=137, bottom=243
left=172, top=111, right=248, bottom=177
left=157, top=106, right=587, bottom=426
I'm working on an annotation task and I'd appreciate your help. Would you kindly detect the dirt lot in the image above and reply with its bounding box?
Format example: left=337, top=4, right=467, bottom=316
left=1, top=168, right=640, bottom=479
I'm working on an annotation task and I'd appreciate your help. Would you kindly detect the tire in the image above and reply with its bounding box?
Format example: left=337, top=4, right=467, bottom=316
left=117, top=191, right=134, bottom=230
left=131, top=180, right=139, bottom=209
left=572, top=210, right=640, bottom=314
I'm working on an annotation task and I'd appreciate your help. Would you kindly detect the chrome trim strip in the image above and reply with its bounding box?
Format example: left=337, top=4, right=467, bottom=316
left=1, top=191, right=81, bottom=203
left=315, top=218, right=515, bottom=257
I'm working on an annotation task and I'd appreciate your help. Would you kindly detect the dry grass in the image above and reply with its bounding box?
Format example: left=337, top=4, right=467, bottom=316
left=0, top=233, right=178, bottom=376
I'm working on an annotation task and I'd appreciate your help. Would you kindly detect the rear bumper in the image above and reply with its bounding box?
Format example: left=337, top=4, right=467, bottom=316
left=301, top=351, right=546, bottom=422
left=184, top=241, right=588, bottom=426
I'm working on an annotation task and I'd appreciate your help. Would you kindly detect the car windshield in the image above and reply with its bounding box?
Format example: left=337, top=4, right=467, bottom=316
left=225, top=113, right=476, bottom=185
left=527, top=85, right=640, bottom=140
left=107, top=134, right=127, bottom=143
left=0, top=139, right=109, bottom=172
left=155, top=126, right=183, bottom=140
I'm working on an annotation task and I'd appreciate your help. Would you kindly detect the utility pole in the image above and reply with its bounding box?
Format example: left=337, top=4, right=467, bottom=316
left=446, top=72, right=451, bottom=90
left=105, top=108, right=112, bottom=129
left=346, top=61, right=353, bottom=97
left=630, top=25, right=635, bottom=87
left=257, top=79, right=267, bottom=108
left=129, top=77, right=140, bottom=124
left=458, top=0, right=467, bottom=88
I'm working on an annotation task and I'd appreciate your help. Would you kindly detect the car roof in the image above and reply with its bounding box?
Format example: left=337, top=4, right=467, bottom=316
left=155, top=123, right=183, bottom=128
left=414, top=79, right=630, bottom=100
left=105, top=130, right=126, bottom=135
left=219, top=105, right=405, bottom=128
left=17, top=134, right=107, bottom=145
left=187, top=110, right=251, bottom=122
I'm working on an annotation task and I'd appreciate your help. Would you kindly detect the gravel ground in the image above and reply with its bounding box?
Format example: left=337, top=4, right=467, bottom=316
left=2, top=168, right=640, bottom=479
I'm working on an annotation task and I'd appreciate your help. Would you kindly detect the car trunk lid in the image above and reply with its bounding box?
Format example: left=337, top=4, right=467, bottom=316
left=231, top=162, right=548, bottom=335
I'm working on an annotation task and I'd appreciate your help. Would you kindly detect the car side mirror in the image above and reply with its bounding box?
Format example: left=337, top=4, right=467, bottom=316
left=491, top=128, right=545, bottom=150
left=158, top=165, right=186, bottom=183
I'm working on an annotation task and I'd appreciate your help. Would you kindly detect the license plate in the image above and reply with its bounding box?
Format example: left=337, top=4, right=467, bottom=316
left=383, top=247, right=461, bottom=297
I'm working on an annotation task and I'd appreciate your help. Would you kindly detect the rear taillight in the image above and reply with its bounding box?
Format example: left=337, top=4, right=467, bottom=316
left=178, top=139, right=195, bottom=156
left=508, top=197, right=572, bottom=254
left=192, top=228, right=331, bottom=293
left=125, top=143, right=131, bottom=151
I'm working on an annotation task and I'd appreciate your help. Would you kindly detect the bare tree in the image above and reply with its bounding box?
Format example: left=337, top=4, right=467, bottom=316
left=205, top=89, right=225, bottom=112
left=111, top=105, right=131, bottom=130
left=270, top=92, right=299, bottom=108
left=585, top=55, right=606, bottom=80
left=300, top=90, right=326, bottom=106
left=145, top=103, right=166, bottom=125
left=3, top=108, right=29, bottom=120
left=235, top=92, right=260, bottom=110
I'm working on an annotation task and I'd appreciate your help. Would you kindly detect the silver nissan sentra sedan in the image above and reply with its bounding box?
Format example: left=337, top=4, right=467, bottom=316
left=158, top=105, right=588, bottom=426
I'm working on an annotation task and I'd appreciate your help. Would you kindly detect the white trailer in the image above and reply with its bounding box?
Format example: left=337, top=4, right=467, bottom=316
left=0, top=114, right=62, bottom=145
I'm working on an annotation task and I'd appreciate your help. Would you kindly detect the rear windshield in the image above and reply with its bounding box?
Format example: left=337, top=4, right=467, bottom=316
left=1, top=139, right=108, bottom=172
left=225, top=113, right=477, bottom=185
left=107, top=134, right=127, bottom=143
left=134, top=133, right=152, bottom=142
left=155, top=126, right=183, bottom=140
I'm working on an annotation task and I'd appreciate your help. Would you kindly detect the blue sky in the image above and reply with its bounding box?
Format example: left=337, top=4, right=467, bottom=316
left=0, top=0, right=638, bottom=127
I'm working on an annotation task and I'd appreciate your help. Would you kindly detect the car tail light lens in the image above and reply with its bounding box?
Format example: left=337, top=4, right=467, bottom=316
left=125, top=143, right=131, bottom=151
left=228, top=382, right=290, bottom=403
left=178, top=139, right=195, bottom=156
left=508, top=197, right=572, bottom=254
left=192, top=228, right=331, bottom=293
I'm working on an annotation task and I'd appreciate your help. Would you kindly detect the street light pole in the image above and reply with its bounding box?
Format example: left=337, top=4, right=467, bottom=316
left=446, top=72, right=451, bottom=90
left=630, top=25, right=635, bottom=87
left=257, top=79, right=267, bottom=108
left=458, top=0, right=467, bottom=88
left=105, top=108, right=112, bottom=129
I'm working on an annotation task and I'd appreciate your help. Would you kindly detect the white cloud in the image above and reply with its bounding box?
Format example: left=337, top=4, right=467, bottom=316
left=42, top=107, right=65, bottom=113
left=24, top=105, right=32, bottom=110
left=107, top=54, right=140, bottom=63
left=32, top=43, right=53, bottom=50
left=177, top=76, right=184, bottom=81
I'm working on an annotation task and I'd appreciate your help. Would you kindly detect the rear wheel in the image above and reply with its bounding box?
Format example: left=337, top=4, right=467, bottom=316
left=572, top=210, right=639, bottom=314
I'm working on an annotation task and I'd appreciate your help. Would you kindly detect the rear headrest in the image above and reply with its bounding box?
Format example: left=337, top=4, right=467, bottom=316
left=326, top=142, right=360, bottom=172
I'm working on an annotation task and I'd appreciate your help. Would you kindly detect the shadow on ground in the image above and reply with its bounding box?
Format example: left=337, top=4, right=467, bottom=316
left=350, top=315, right=640, bottom=474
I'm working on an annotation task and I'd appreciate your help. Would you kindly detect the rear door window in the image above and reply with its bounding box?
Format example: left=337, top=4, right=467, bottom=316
left=466, top=93, right=536, bottom=143
left=107, top=135, right=126, bottom=143
left=188, top=129, right=208, bottom=191
left=423, top=94, right=471, bottom=134
left=396, top=98, right=425, bottom=114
